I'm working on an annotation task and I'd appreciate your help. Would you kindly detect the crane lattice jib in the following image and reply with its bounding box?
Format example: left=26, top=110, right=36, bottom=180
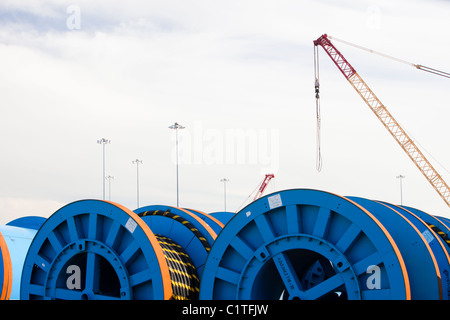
left=314, top=34, right=450, bottom=208
left=253, top=174, right=275, bottom=201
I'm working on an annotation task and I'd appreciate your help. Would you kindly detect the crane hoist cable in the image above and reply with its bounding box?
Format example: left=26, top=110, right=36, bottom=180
left=313, top=35, right=450, bottom=173
left=313, top=34, right=450, bottom=208
left=314, top=45, right=322, bottom=172
left=328, top=35, right=450, bottom=79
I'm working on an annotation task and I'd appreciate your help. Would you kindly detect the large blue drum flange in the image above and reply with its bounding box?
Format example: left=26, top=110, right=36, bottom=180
left=402, top=205, right=450, bottom=254
left=0, top=216, right=45, bottom=300
left=348, top=198, right=450, bottom=300
left=199, top=189, right=410, bottom=300
left=20, top=200, right=173, bottom=300
left=208, top=211, right=235, bottom=226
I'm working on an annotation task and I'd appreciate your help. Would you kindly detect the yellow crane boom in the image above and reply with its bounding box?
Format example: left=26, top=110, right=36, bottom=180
left=314, top=34, right=450, bottom=208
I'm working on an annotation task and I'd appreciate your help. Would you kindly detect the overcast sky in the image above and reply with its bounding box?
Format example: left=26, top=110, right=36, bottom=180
left=1, top=0, right=450, bottom=224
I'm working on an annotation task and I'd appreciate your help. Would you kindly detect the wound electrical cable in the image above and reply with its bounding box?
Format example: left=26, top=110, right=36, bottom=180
left=137, top=209, right=208, bottom=300
left=427, top=224, right=450, bottom=247
left=138, top=209, right=211, bottom=252
left=156, top=234, right=200, bottom=300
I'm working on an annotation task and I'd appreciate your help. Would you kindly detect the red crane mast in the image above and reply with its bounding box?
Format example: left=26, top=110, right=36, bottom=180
left=313, top=34, right=450, bottom=208
left=254, top=174, right=275, bottom=201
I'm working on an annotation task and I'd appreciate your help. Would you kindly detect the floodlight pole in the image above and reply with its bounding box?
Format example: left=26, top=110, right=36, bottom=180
left=106, top=175, right=114, bottom=201
left=97, top=138, right=110, bottom=200
left=133, top=159, right=143, bottom=208
left=220, top=178, right=229, bottom=212
left=396, top=174, right=405, bottom=205
left=169, top=122, right=185, bottom=207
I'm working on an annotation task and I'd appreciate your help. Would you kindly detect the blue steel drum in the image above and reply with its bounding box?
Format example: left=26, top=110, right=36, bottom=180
left=208, top=211, right=236, bottom=226
left=134, top=205, right=221, bottom=278
left=437, top=216, right=450, bottom=242
left=438, top=216, right=450, bottom=226
left=0, top=228, right=12, bottom=300
left=199, top=189, right=410, bottom=300
left=353, top=199, right=450, bottom=300
left=0, top=225, right=39, bottom=300
left=0, top=216, right=45, bottom=300
left=6, top=216, right=46, bottom=230
left=20, top=200, right=173, bottom=300
left=386, top=203, right=450, bottom=299
left=409, top=211, right=450, bottom=251
left=184, top=208, right=225, bottom=236
left=401, top=205, right=450, bottom=246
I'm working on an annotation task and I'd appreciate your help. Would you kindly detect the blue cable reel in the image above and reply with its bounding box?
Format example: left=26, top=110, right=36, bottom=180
left=133, top=205, right=225, bottom=300
left=436, top=216, right=450, bottom=241
left=348, top=198, right=450, bottom=300
left=402, top=205, right=450, bottom=253
left=6, top=216, right=46, bottom=231
left=0, top=216, right=46, bottom=300
left=183, top=208, right=226, bottom=236
left=20, top=200, right=174, bottom=300
left=437, top=216, right=450, bottom=227
left=134, top=205, right=221, bottom=277
left=199, top=189, right=411, bottom=300
left=208, top=211, right=236, bottom=226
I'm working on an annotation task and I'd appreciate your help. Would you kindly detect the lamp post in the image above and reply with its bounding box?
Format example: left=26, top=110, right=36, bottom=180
left=105, top=175, right=114, bottom=201
left=97, top=138, right=110, bottom=200
left=169, top=122, right=185, bottom=207
left=132, top=159, right=143, bottom=208
left=220, top=178, right=229, bottom=212
left=396, top=174, right=405, bottom=205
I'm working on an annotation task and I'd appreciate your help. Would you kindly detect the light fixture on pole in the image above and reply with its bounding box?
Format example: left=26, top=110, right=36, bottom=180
left=97, top=138, right=111, bottom=200
left=105, top=175, right=114, bottom=201
left=132, top=159, right=143, bottom=208
left=169, top=122, right=185, bottom=207
left=396, top=174, right=405, bottom=205
left=220, top=178, right=229, bottom=212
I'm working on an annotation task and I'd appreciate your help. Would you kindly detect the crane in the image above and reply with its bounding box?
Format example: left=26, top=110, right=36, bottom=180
left=253, top=173, right=275, bottom=201
left=313, top=34, right=450, bottom=208
left=235, top=173, right=275, bottom=212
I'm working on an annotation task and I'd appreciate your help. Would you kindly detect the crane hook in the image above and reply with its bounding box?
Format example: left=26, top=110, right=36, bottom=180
left=314, top=46, right=322, bottom=172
